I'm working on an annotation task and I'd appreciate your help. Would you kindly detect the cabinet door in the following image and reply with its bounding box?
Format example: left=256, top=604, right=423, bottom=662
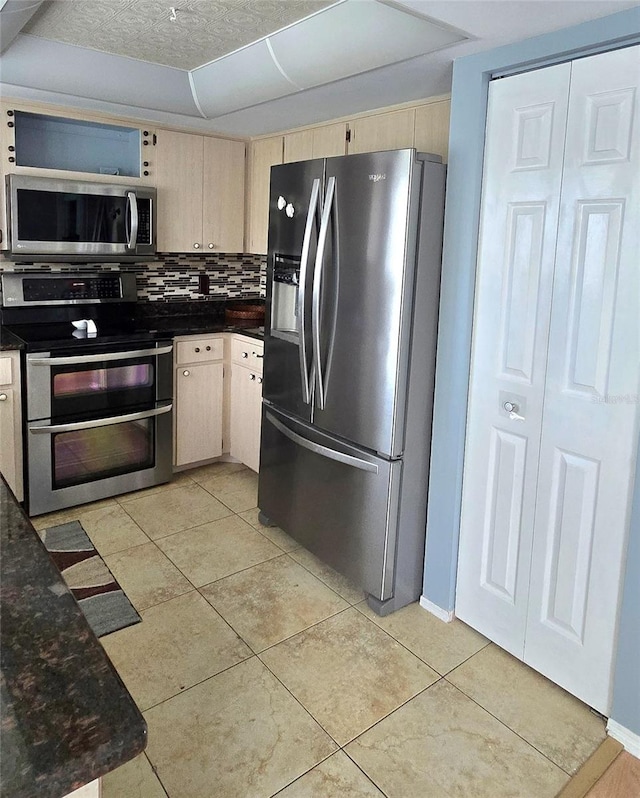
left=284, top=123, right=347, bottom=164
left=284, top=130, right=314, bottom=163
left=230, top=366, right=263, bottom=472
left=155, top=129, right=204, bottom=252
left=414, top=100, right=450, bottom=162
left=312, top=123, right=347, bottom=158
left=203, top=137, right=245, bottom=253
left=246, top=136, right=283, bottom=254
left=246, top=371, right=263, bottom=472
left=348, top=109, right=415, bottom=154
left=175, top=362, right=223, bottom=466
left=0, top=353, right=23, bottom=501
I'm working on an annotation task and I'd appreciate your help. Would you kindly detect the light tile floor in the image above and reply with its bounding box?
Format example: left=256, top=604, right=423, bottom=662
left=33, top=463, right=608, bottom=798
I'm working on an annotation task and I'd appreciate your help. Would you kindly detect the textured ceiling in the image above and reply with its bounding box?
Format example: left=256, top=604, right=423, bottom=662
left=22, top=0, right=334, bottom=70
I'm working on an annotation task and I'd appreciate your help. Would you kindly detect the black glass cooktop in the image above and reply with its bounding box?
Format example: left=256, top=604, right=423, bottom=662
left=3, top=322, right=163, bottom=352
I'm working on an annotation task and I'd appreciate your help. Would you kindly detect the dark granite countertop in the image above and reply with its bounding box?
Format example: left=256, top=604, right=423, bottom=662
left=0, top=327, right=24, bottom=351
left=134, top=298, right=264, bottom=340
left=0, top=478, right=147, bottom=798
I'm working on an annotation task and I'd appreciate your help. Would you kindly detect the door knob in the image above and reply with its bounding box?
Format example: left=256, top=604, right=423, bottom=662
left=183, top=370, right=190, bottom=376
left=503, top=401, right=525, bottom=421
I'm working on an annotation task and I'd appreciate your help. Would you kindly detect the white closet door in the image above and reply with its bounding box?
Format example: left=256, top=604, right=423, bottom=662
left=455, top=64, right=571, bottom=655
left=524, top=45, right=640, bottom=714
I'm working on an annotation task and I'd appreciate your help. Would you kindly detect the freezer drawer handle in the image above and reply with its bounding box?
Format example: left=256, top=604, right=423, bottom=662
left=28, top=344, right=173, bottom=366
left=29, top=402, right=173, bottom=434
left=266, top=411, right=378, bottom=474
left=298, top=177, right=321, bottom=405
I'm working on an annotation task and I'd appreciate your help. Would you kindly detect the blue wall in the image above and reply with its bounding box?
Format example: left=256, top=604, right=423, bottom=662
left=423, top=6, right=640, bottom=732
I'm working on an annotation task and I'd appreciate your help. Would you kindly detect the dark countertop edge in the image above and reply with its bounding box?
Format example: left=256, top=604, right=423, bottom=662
left=0, top=477, right=147, bottom=798
left=0, top=327, right=24, bottom=350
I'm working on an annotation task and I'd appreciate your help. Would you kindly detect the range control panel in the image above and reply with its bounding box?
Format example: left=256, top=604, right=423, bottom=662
left=1, top=272, right=137, bottom=306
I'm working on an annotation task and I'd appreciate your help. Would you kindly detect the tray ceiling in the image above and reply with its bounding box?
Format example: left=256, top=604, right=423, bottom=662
left=23, top=0, right=334, bottom=70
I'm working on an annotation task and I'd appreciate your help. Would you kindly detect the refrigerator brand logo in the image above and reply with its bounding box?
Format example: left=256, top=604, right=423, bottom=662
left=369, top=173, right=386, bottom=182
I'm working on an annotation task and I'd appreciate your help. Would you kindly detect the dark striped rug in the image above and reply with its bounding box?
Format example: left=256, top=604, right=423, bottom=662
left=40, top=520, right=141, bottom=638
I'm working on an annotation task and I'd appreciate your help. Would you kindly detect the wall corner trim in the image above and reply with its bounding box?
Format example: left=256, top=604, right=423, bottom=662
left=419, top=595, right=454, bottom=623
left=606, top=719, right=640, bottom=758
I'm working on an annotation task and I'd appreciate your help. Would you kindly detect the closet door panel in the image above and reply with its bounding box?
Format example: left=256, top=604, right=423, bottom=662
left=455, top=64, right=571, bottom=654
left=525, top=45, right=640, bottom=714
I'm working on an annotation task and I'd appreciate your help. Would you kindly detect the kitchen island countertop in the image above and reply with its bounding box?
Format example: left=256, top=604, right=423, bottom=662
left=0, top=477, right=147, bottom=798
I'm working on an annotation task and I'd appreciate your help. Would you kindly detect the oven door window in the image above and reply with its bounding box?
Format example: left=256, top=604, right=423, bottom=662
left=52, top=418, right=154, bottom=489
left=50, top=357, right=156, bottom=418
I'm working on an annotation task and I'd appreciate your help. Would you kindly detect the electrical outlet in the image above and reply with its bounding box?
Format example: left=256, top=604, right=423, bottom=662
left=198, top=272, right=210, bottom=295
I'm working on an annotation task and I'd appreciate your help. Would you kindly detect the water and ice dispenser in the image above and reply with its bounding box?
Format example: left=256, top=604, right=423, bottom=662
left=271, top=254, right=300, bottom=341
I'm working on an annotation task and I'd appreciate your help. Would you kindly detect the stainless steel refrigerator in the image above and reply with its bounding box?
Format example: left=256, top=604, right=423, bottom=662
left=258, top=148, right=446, bottom=616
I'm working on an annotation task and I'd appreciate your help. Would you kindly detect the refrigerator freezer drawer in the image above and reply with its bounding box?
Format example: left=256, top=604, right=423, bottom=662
left=258, top=407, right=401, bottom=601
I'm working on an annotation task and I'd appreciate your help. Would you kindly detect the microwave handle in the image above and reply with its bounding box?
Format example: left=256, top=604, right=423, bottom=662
left=126, top=191, right=139, bottom=250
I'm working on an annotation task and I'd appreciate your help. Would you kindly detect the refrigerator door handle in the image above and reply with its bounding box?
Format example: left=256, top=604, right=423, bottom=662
left=298, top=177, right=321, bottom=405
left=266, top=410, right=379, bottom=474
left=312, top=175, right=336, bottom=410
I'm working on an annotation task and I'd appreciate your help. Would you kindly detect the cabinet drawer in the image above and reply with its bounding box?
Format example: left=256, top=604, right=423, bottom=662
left=176, top=337, right=223, bottom=364
left=232, top=337, right=264, bottom=372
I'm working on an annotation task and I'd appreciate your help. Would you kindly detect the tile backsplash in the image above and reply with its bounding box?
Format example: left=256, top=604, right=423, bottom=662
left=0, top=253, right=267, bottom=301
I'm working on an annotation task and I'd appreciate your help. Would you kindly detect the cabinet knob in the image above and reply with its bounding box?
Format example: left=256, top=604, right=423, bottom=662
left=208, top=243, right=214, bottom=249
left=7, top=122, right=14, bottom=128
left=143, top=161, right=149, bottom=167
left=0, top=393, right=7, bottom=401
left=8, top=146, right=14, bottom=152
left=143, top=140, right=149, bottom=146
left=195, top=347, right=201, bottom=353
left=143, top=170, right=149, bottom=176
left=8, top=157, right=15, bottom=163
left=251, top=351, right=263, bottom=359
left=206, top=345, right=211, bottom=351
left=241, top=351, right=248, bottom=358
left=183, top=370, right=190, bottom=377
left=143, top=130, right=149, bottom=136
left=250, top=373, right=256, bottom=381
left=194, top=242, right=200, bottom=249
left=7, top=110, right=14, bottom=117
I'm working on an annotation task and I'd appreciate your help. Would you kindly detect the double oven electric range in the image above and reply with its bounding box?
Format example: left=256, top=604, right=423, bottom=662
left=1, top=272, right=173, bottom=516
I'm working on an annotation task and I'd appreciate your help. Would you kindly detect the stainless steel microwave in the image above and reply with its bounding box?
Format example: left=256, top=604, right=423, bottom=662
left=5, top=174, right=156, bottom=260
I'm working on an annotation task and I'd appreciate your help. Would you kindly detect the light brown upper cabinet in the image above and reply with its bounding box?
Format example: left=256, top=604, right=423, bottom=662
left=414, top=100, right=450, bottom=163
left=347, top=108, right=416, bottom=154
left=156, top=129, right=245, bottom=253
left=284, top=123, right=348, bottom=163
left=246, top=136, right=283, bottom=255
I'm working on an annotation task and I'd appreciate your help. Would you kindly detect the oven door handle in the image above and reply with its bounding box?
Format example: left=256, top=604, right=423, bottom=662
left=28, top=344, right=173, bottom=366
left=29, top=402, right=173, bottom=434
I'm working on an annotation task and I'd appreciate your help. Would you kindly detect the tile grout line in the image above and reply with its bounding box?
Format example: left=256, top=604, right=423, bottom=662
left=441, top=678, right=584, bottom=777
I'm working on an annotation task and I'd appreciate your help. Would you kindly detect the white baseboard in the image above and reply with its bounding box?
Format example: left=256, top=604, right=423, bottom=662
left=607, top=719, right=640, bottom=758
left=419, top=595, right=454, bottom=623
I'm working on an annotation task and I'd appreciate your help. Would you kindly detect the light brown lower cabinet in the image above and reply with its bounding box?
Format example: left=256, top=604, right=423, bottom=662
left=0, top=350, right=23, bottom=501
left=174, top=335, right=225, bottom=466
left=229, top=335, right=264, bottom=473
left=173, top=333, right=264, bottom=471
